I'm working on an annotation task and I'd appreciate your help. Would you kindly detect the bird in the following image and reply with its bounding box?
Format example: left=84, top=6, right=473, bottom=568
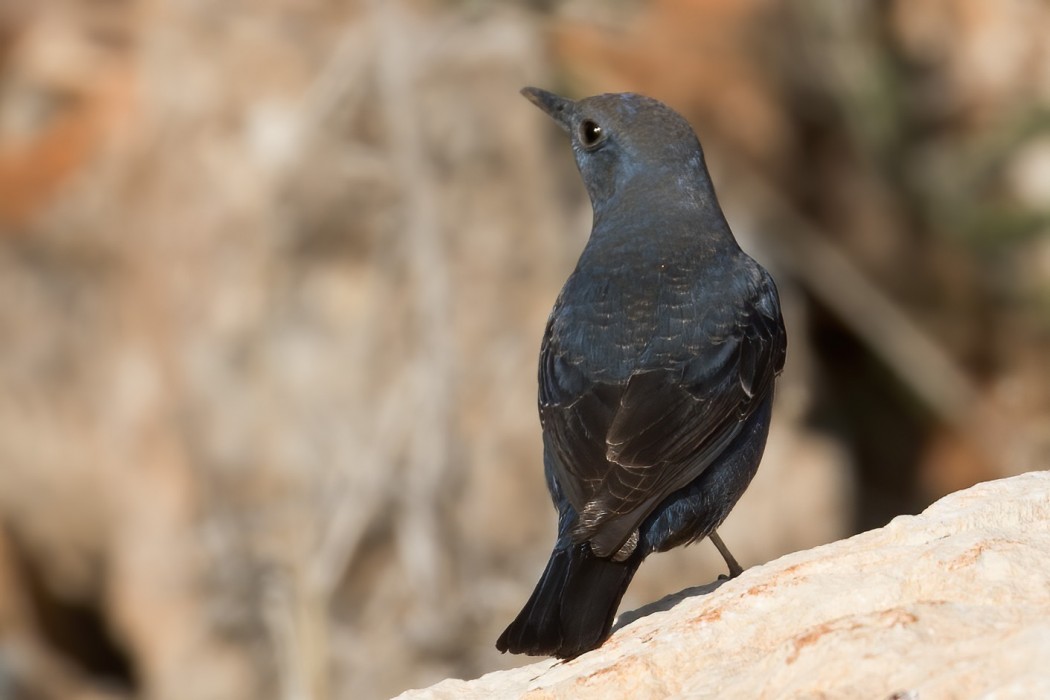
left=496, top=88, right=787, bottom=659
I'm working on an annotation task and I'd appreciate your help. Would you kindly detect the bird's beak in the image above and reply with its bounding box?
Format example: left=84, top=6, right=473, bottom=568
left=521, top=87, right=574, bottom=132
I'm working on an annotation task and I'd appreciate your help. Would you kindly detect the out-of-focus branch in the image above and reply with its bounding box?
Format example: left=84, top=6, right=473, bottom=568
left=267, top=2, right=460, bottom=698
left=371, top=0, right=455, bottom=606
left=738, top=167, right=982, bottom=431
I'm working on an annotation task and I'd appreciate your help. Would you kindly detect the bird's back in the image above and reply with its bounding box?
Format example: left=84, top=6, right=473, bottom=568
left=547, top=210, right=758, bottom=384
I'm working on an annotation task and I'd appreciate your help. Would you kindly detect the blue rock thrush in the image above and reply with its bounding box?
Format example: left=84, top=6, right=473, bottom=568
left=496, top=88, right=787, bottom=659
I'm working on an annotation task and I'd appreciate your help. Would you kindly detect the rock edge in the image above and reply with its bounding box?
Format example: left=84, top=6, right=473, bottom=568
left=397, top=472, right=1050, bottom=699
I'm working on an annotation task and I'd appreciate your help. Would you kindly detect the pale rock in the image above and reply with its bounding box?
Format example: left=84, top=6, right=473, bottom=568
left=398, top=471, right=1050, bottom=699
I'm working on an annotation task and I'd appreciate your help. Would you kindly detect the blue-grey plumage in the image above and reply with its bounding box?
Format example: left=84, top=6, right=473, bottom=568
left=497, top=88, right=787, bottom=659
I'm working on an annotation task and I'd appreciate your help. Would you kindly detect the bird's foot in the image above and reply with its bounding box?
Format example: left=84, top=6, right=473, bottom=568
left=709, top=530, right=744, bottom=579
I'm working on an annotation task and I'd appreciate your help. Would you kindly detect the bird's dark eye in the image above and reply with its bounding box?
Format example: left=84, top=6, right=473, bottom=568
left=579, top=119, right=603, bottom=147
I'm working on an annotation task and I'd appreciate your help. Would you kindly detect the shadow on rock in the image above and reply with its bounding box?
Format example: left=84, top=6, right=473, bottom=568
left=613, top=578, right=727, bottom=633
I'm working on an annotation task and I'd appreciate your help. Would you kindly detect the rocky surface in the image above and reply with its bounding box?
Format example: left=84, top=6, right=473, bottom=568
left=398, top=472, right=1050, bottom=699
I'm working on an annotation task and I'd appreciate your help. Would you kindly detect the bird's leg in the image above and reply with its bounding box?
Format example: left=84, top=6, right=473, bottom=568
left=709, top=530, right=744, bottom=579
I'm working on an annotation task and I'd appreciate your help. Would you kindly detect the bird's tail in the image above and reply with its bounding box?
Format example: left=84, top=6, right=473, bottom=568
left=496, top=542, right=641, bottom=659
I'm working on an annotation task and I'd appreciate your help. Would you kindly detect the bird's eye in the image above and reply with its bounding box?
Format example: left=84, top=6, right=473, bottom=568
left=579, top=119, right=603, bottom=147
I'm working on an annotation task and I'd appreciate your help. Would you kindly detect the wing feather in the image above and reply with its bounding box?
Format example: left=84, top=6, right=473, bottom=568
left=540, top=266, right=786, bottom=559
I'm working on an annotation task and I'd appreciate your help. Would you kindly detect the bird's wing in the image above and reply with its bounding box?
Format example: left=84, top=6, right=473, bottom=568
left=540, top=269, right=786, bottom=559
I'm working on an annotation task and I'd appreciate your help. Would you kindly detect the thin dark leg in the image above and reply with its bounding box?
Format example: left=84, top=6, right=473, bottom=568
left=709, top=530, right=744, bottom=579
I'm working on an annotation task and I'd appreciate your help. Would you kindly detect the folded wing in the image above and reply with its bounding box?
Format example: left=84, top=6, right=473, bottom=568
left=540, top=269, right=786, bottom=559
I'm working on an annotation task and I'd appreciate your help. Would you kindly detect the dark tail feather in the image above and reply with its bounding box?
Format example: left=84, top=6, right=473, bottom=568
left=496, top=543, right=641, bottom=659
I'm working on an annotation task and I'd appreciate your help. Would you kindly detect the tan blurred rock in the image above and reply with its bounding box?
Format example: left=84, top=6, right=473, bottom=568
left=891, top=0, right=1050, bottom=120
left=0, top=2, right=137, bottom=226
left=551, top=0, right=793, bottom=167
left=398, top=471, right=1050, bottom=699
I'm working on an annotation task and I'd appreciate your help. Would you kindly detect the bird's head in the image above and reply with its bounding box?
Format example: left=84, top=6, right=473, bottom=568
left=521, top=87, right=715, bottom=217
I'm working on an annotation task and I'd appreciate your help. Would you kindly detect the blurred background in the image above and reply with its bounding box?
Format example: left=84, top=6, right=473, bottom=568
left=0, top=0, right=1048, bottom=698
